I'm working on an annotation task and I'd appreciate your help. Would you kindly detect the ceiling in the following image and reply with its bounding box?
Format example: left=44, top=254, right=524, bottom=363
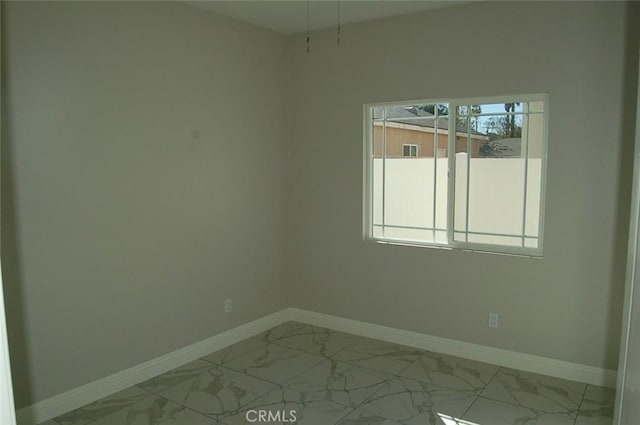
left=187, top=0, right=470, bottom=35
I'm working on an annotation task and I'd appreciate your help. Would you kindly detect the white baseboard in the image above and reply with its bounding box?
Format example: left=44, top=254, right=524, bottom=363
left=286, top=308, right=618, bottom=388
left=16, top=309, right=291, bottom=425
left=16, top=307, right=617, bottom=425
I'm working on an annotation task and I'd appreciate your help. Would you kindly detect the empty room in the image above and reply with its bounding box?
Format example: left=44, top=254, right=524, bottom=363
left=2, top=0, right=640, bottom=424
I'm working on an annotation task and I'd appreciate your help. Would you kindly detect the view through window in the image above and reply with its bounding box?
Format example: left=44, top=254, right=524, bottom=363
left=365, top=95, right=548, bottom=256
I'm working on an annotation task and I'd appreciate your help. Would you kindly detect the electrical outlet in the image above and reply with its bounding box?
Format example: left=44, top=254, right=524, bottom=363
left=225, top=299, right=232, bottom=314
left=488, top=312, right=499, bottom=328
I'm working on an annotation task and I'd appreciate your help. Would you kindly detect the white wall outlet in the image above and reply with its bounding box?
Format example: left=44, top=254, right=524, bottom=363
left=225, top=299, right=232, bottom=314
left=488, top=312, right=499, bottom=328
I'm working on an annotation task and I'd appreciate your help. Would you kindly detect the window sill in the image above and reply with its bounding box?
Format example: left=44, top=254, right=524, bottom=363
left=365, top=237, right=544, bottom=259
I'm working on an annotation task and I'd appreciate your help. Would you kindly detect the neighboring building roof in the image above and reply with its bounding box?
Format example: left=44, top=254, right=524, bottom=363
left=382, top=106, right=485, bottom=136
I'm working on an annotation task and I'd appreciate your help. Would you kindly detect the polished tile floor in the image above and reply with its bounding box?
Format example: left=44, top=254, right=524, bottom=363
left=39, top=322, right=615, bottom=425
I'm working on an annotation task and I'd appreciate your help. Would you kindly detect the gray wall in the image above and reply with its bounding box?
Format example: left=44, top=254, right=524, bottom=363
left=2, top=1, right=288, bottom=408
left=287, top=1, right=629, bottom=371
left=2, top=0, right=635, bottom=411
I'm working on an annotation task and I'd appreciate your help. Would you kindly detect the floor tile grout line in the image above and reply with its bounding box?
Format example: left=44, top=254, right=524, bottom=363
left=46, top=324, right=612, bottom=425
left=321, top=352, right=478, bottom=394
left=574, top=383, right=590, bottom=425
left=489, top=366, right=588, bottom=418
left=255, top=322, right=364, bottom=358
left=276, top=351, right=485, bottom=419
left=133, top=361, right=283, bottom=423
left=485, top=363, right=502, bottom=383
left=178, top=403, right=223, bottom=424
left=341, top=371, right=397, bottom=416
left=325, top=344, right=504, bottom=397
left=480, top=365, right=502, bottom=392
left=276, top=356, right=397, bottom=415
left=189, top=325, right=397, bottom=417
left=327, top=335, right=365, bottom=357
left=274, top=336, right=405, bottom=420
left=330, top=403, right=359, bottom=425
left=203, top=346, right=330, bottom=391
left=459, top=392, right=482, bottom=420
left=474, top=392, right=582, bottom=420
left=51, top=386, right=159, bottom=425
left=395, top=354, right=420, bottom=377
left=159, top=376, right=277, bottom=424
left=274, top=354, right=329, bottom=386
left=210, top=341, right=328, bottom=382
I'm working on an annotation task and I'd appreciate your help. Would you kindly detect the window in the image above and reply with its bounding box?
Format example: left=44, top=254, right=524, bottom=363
left=364, top=95, right=548, bottom=256
left=403, top=144, right=418, bottom=157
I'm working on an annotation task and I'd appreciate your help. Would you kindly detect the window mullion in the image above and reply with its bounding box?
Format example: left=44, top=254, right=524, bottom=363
left=465, top=113, right=471, bottom=243
left=446, top=102, right=457, bottom=247
left=365, top=95, right=546, bottom=257
left=521, top=112, right=530, bottom=248
left=433, top=107, right=439, bottom=242
left=382, top=108, right=387, bottom=236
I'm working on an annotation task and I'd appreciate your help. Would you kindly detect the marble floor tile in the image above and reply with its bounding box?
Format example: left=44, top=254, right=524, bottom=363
left=223, top=343, right=325, bottom=384
left=400, top=351, right=499, bottom=393
left=220, top=385, right=353, bottom=425
left=89, top=394, right=216, bottom=425
left=252, top=321, right=306, bottom=344
left=575, top=385, right=615, bottom=425
left=44, top=322, right=620, bottom=425
left=54, top=386, right=151, bottom=425
left=339, top=376, right=476, bottom=425
left=331, top=337, right=425, bottom=375
left=137, top=360, right=214, bottom=394
left=158, top=365, right=275, bottom=421
left=201, top=338, right=267, bottom=366
left=284, top=359, right=394, bottom=408
left=271, top=325, right=362, bottom=357
left=463, top=397, right=575, bottom=425
left=479, top=368, right=586, bottom=417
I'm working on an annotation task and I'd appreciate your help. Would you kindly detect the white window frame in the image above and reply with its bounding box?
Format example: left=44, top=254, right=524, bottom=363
left=402, top=144, right=418, bottom=157
left=363, top=93, right=549, bottom=257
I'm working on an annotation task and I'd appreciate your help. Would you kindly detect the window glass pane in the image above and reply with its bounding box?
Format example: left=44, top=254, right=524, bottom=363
left=524, top=111, right=545, bottom=238
left=463, top=104, right=488, bottom=116
left=372, top=119, right=384, bottom=226
left=468, top=111, right=525, bottom=239
left=414, top=103, right=449, bottom=117
left=468, top=234, right=521, bottom=247
left=384, top=106, right=431, bottom=229
left=384, top=105, right=435, bottom=233
left=374, top=103, right=450, bottom=242
left=453, top=115, right=471, bottom=242
left=378, top=226, right=436, bottom=243
left=368, top=97, right=545, bottom=255
left=434, top=117, right=448, bottom=231
left=459, top=102, right=524, bottom=115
